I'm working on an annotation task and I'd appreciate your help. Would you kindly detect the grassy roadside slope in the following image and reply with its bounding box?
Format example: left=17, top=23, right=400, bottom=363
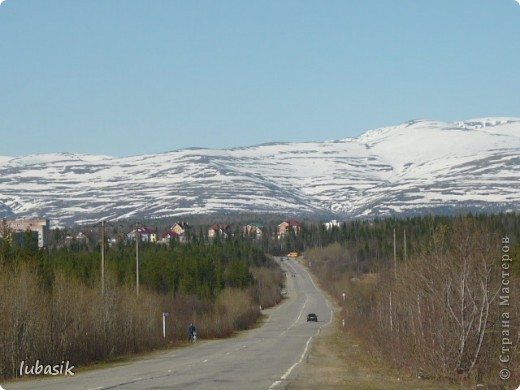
left=287, top=317, right=463, bottom=390
left=287, top=258, right=463, bottom=390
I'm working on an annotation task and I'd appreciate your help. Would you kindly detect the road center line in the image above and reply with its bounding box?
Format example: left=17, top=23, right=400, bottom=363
left=288, top=295, right=308, bottom=330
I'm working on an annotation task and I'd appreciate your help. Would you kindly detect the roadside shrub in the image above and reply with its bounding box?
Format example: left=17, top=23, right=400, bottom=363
left=0, top=262, right=277, bottom=380
left=215, top=288, right=260, bottom=330
left=305, top=215, right=520, bottom=387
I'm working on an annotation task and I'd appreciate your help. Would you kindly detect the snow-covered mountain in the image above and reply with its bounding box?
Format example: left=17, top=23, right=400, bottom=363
left=1, top=118, right=519, bottom=226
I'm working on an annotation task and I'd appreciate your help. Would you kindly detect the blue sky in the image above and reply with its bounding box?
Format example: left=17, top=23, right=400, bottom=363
left=1, top=1, right=519, bottom=157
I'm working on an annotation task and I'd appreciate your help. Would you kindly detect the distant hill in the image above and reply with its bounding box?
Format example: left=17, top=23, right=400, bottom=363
left=1, top=118, right=519, bottom=226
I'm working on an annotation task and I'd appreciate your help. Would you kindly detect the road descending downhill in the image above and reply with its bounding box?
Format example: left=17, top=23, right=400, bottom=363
left=4, top=257, right=333, bottom=390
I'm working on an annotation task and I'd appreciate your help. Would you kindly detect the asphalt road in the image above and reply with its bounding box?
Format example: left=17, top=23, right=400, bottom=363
left=3, top=257, right=333, bottom=390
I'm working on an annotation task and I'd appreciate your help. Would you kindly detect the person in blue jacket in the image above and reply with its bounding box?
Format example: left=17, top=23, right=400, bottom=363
left=188, top=323, right=197, bottom=342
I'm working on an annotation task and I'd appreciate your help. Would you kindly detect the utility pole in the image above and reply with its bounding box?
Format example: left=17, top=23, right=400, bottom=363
left=94, top=219, right=114, bottom=296
left=393, top=227, right=397, bottom=279
left=403, top=230, right=407, bottom=264
left=101, top=220, right=105, bottom=296
left=135, top=223, right=140, bottom=297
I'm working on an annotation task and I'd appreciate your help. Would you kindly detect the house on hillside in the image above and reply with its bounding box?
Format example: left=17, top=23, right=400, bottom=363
left=243, top=222, right=263, bottom=237
left=323, top=220, right=340, bottom=230
left=76, top=230, right=93, bottom=242
left=171, top=221, right=190, bottom=236
left=208, top=224, right=232, bottom=239
left=127, top=227, right=157, bottom=243
left=62, top=229, right=94, bottom=248
left=277, top=219, right=301, bottom=238
left=160, top=230, right=179, bottom=244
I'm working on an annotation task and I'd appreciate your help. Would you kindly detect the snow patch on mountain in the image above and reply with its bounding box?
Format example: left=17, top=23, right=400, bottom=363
left=1, top=118, right=519, bottom=226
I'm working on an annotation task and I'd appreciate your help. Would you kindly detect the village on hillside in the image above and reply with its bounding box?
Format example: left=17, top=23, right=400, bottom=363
left=0, top=217, right=342, bottom=249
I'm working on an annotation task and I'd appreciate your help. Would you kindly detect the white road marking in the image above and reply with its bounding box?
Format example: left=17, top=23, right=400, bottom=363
left=288, top=295, right=308, bottom=329
left=270, top=258, right=335, bottom=389
left=280, top=335, right=313, bottom=380
left=271, top=335, right=316, bottom=388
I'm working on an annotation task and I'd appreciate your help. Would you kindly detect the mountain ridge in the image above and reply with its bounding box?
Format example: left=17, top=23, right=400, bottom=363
left=1, top=118, right=519, bottom=226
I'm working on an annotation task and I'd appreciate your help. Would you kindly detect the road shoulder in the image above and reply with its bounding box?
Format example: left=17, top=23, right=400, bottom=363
left=286, top=312, right=464, bottom=389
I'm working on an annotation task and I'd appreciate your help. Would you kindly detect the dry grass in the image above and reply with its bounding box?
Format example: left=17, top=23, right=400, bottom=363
left=287, top=258, right=464, bottom=390
left=287, top=317, right=464, bottom=390
left=0, top=262, right=281, bottom=380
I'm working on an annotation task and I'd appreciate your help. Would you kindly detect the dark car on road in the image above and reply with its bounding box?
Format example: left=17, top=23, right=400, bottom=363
left=306, top=313, right=318, bottom=322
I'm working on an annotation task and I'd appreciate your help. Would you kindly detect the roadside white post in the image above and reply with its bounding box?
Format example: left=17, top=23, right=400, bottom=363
left=342, top=319, right=345, bottom=328
left=163, top=312, right=170, bottom=338
left=342, top=292, right=346, bottom=302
